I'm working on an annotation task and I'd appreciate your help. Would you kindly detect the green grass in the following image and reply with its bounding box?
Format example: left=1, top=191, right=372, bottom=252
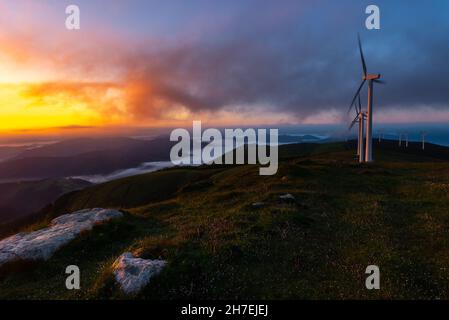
left=2, top=142, right=449, bottom=299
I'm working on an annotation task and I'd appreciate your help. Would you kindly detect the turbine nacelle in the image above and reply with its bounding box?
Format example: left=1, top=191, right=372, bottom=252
left=363, top=74, right=381, bottom=81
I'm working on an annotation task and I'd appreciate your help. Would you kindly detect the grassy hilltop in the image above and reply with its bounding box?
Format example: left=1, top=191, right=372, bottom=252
left=2, top=140, right=449, bottom=299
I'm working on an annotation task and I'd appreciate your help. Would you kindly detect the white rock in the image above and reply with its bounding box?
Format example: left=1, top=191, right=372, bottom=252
left=113, top=252, right=166, bottom=295
left=0, top=208, right=123, bottom=267
left=251, top=202, right=265, bottom=208
left=279, top=193, right=295, bottom=200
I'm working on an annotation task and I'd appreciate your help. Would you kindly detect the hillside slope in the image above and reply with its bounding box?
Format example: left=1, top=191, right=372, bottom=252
left=0, top=178, right=92, bottom=236
left=2, top=141, right=449, bottom=299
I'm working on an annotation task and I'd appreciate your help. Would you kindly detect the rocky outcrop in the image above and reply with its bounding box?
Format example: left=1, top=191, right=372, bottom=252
left=112, top=252, right=166, bottom=295
left=0, top=208, right=123, bottom=267
left=279, top=193, right=295, bottom=201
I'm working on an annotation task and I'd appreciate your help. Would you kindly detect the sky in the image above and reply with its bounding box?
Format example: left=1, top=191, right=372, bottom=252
left=0, top=0, right=448, bottom=137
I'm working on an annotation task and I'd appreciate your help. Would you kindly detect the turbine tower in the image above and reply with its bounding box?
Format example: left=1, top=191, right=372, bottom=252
left=358, top=112, right=367, bottom=163
left=349, top=35, right=384, bottom=162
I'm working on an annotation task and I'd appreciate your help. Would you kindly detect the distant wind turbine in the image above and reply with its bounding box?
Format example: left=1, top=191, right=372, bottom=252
left=420, top=131, right=427, bottom=150
left=377, top=129, right=384, bottom=142
left=349, top=94, right=366, bottom=163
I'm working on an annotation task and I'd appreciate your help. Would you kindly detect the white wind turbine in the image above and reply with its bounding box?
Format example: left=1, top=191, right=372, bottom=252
left=398, top=132, right=408, bottom=147
left=377, top=129, right=384, bottom=142
left=349, top=94, right=366, bottom=163
left=420, top=131, right=427, bottom=150
left=348, top=35, right=385, bottom=162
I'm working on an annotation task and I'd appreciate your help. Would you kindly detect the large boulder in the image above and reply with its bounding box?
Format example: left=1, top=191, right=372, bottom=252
left=112, top=252, right=166, bottom=295
left=0, top=208, right=123, bottom=267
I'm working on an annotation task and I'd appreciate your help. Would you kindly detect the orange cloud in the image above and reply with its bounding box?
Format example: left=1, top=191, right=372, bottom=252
left=0, top=10, right=306, bottom=135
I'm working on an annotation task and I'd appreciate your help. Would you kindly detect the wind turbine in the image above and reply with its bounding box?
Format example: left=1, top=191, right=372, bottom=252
left=377, top=129, right=384, bottom=142
left=420, top=131, right=427, bottom=150
left=349, top=35, right=384, bottom=162
left=349, top=94, right=366, bottom=163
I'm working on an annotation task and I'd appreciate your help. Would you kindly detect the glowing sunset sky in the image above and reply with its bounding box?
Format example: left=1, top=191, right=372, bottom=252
left=0, top=0, right=449, bottom=136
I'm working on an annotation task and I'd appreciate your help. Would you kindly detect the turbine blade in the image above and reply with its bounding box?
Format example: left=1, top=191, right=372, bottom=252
left=348, top=80, right=366, bottom=113
left=358, top=34, right=367, bottom=76
left=348, top=118, right=358, bottom=130
left=374, top=79, right=386, bottom=84
left=357, top=94, right=362, bottom=113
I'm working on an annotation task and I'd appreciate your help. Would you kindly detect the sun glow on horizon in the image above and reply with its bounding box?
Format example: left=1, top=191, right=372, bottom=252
left=0, top=82, right=128, bottom=132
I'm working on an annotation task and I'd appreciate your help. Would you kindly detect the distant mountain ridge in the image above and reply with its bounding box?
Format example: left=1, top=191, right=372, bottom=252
left=0, top=136, right=173, bottom=181
left=13, top=137, right=145, bottom=159
left=0, top=177, right=91, bottom=235
left=0, top=146, right=28, bottom=162
left=278, top=134, right=323, bottom=144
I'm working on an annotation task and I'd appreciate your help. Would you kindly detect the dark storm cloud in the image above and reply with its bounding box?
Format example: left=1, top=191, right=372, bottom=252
left=112, top=0, right=449, bottom=119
